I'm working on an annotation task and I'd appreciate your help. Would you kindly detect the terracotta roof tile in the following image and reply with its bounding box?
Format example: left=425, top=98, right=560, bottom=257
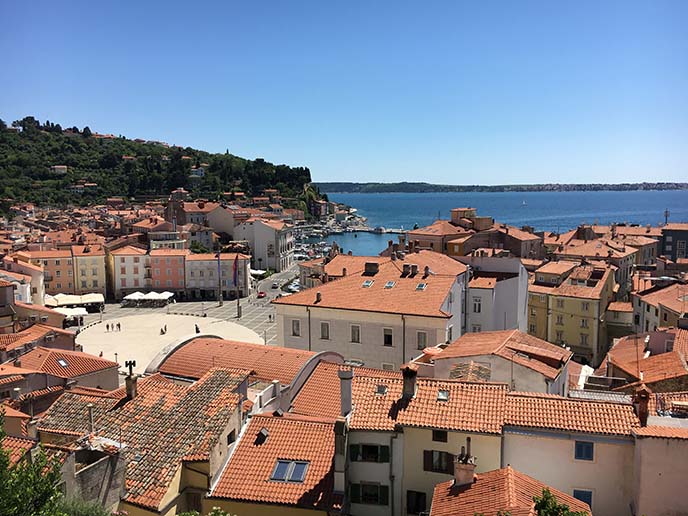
left=0, top=324, right=70, bottom=352
left=506, top=392, right=639, bottom=436
left=158, top=338, right=315, bottom=384
left=18, top=347, right=117, bottom=379
left=633, top=426, right=688, bottom=439
left=2, top=435, right=37, bottom=466
left=430, top=466, right=591, bottom=516
left=210, top=413, right=342, bottom=510
left=38, top=369, right=245, bottom=510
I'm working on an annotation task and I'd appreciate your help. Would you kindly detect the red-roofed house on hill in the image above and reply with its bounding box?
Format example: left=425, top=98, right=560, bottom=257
left=273, top=251, right=469, bottom=370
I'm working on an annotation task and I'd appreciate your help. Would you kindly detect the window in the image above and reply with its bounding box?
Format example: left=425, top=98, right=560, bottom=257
left=556, top=299, right=564, bottom=308
left=351, top=325, right=361, bottom=343
left=291, top=319, right=300, bottom=337
left=529, top=323, right=536, bottom=333
left=384, top=281, right=395, bottom=289
left=472, top=296, right=481, bottom=313
left=349, top=444, right=390, bottom=463
left=81, top=281, right=87, bottom=288
left=320, top=322, right=330, bottom=340
left=556, top=315, right=564, bottom=325
left=530, top=307, right=536, bottom=316
left=56, top=283, right=62, bottom=289
left=580, top=333, right=588, bottom=346
left=57, top=359, right=68, bottom=368
left=574, top=441, right=594, bottom=461
left=55, top=260, right=60, bottom=266
left=350, top=483, right=389, bottom=505
left=417, top=331, right=427, bottom=350
left=80, top=269, right=86, bottom=277
left=134, top=257, right=140, bottom=263
left=580, top=318, right=588, bottom=328
left=556, top=330, right=564, bottom=343
left=56, top=270, right=61, bottom=277
left=416, top=283, right=427, bottom=291
left=155, top=269, right=161, bottom=276
left=381, top=363, right=395, bottom=371
left=407, top=490, right=427, bottom=515
left=92, top=268, right=97, bottom=276
left=270, top=460, right=309, bottom=482
left=432, top=430, right=448, bottom=442
left=437, top=390, right=449, bottom=401
left=227, top=430, right=236, bottom=445
left=383, top=328, right=393, bottom=347
left=471, top=325, right=481, bottom=333
left=362, top=279, right=374, bottom=288
left=573, top=489, right=593, bottom=508
left=423, top=450, right=454, bottom=474
left=581, top=301, right=589, bottom=311
left=92, top=280, right=98, bottom=288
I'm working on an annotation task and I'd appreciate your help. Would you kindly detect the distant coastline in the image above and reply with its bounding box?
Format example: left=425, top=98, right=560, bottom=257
left=316, top=181, right=688, bottom=194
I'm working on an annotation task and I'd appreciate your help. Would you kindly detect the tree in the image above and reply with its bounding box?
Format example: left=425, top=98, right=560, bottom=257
left=0, top=119, right=7, bottom=131
left=179, top=508, right=230, bottom=516
left=533, top=488, right=588, bottom=516
left=82, top=126, right=92, bottom=138
left=0, top=416, right=64, bottom=516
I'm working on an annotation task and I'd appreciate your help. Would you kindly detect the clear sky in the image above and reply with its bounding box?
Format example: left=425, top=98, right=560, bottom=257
left=2, top=0, right=687, bottom=185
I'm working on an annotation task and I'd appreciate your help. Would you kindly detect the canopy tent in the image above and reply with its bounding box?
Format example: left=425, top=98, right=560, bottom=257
left=121, top=290, right=175, bottom=307
left=53, top=307, right=88, bottom=317
left=45, top=293, right=105, bottom=308
left=250, top=269, right=267, bottom=276
left=123, top=292, right=145, bottom=301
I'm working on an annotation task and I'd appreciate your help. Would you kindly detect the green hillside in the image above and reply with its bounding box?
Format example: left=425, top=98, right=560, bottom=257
left=0, top=116, right=314, bottom=206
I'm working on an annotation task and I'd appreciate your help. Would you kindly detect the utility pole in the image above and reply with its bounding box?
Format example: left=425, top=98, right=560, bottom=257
left=664, top=208, right=670, bottom=225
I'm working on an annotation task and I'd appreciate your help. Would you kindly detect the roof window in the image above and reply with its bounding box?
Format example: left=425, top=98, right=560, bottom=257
left=362, top=280, right=374, bottom=288
left=271, top=460, right=310, bottom=483
left=375, top=384, right=388, bottom=395
left=384, top=281, right=396, bottom=289
left=437, top=389, right=449, bottom=401
left=57, top=359, right=68, bottom=368
left=416, top=283, right=427, bottom=291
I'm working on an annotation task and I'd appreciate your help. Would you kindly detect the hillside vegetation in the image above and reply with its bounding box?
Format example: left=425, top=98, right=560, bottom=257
left=0, top=116, right=314, bottom=206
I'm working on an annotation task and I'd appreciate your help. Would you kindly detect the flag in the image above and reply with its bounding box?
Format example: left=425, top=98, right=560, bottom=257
left=232, top=254, right=238, bottom=287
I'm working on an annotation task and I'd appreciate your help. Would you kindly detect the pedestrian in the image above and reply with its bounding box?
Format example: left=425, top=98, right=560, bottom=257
left=164, top=324, right=167, bottom=333
left=195, top=323, right=200, bottom=334
left=106, top=323, right=110, bottom=332
left=117, top=322, right=121, bottom=332
left=99, top=351, right=103, bottom=357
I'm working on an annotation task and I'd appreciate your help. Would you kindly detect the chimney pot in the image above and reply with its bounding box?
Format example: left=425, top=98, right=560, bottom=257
left=338, top=368, right=354, bottom=417
left=634, top=384, right=651, bottom=427
left=342, top=267, right=347, bottom=276
left=315, top=291, right=322, bottom=303
left=423, top=265, right=430, bottom=277
left=401, top=364, right=418, bottom=399
left=410, top=264, right=418, bottom=276
left=454, top=436, right=476, bottom=487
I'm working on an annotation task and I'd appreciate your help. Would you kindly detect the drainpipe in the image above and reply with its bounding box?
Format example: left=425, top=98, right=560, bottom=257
left=401, top=314, right=406, bottom=364
left=389, top=432, right=398, bottom=516
left=306, top=307, right=312, bottom=352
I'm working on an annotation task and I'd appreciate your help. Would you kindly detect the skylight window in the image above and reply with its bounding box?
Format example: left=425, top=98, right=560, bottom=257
left=57, top=359, right=68, bottom=368
left=375, top=384, right=388, bottom=395
left=416, top=283, right=427, bottom=291
left=437, top=389, right=450, bottom=401
left=362, top=280, right=374, bottom=288
left=271, top=460, right=310, bottom=483
left=384, top=281, right=396, bottom=289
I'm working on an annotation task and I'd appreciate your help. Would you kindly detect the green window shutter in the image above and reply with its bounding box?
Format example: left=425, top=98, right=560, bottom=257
left=350, top=483, right=361, bottom=504
left=349, top=444, right=360, bottom=461
left=379, top=485, right=390, bottom=506
left=379, top=445, right=390, bottom=463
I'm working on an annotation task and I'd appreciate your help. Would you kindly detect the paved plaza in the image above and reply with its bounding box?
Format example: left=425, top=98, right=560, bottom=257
left=76, top=266, right=299, bottom=375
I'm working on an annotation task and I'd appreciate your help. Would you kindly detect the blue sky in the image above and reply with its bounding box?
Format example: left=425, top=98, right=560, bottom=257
left=2, top=1, right=687, bottom=185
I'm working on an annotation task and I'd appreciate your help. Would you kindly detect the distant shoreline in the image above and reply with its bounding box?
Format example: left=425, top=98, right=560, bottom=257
left=315, top=182, right=688, bottom=194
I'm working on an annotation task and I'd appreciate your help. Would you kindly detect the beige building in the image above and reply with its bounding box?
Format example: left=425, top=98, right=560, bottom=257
left=71, top=244, right=107, bottom=297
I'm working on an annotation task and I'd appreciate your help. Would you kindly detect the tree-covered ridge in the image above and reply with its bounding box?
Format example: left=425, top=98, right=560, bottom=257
left=0, top=116, right=313, bottom=205
left=316, top=181, right=688, bottom=193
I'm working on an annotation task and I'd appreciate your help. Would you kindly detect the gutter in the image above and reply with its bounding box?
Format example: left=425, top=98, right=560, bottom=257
left=306, top=306, right=312, bottom=352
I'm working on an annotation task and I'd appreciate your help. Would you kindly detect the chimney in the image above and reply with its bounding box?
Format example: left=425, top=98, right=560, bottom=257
left=364, top=262, right=379, bottom=275
left=454, top=437, right=476, bottom=487
left=315, top=291, right=322, bottom=303
left=415, top=240, right=420, bottom=253
left=10, top=387, right=21, bottom=400
left=13, top=359, right=21, bottom=368
left=333, top=417, right=347, bottom=494
left=403, top=263, right=411, bottom=276
left=342, top=267, right=347, bottom=277
left=423, top=265, right=430, bottom=278
left=392, top=243, right=399, bottom=254
left=26, top=419, right=38, bottom=439
left=338, top=368, right=354, bottom=417
left=633, top=384, right=651, bottom=427
left=87, top=403, right=95, bottom=433
left=125, top=360, right=137, bottom=400
left=409, top=240, right=415, bottom=254
left=410, top=264, right=418, bottom=276
left=401, top=364, right=418, bottom=399
left=391, top=253, right=397, bottom=261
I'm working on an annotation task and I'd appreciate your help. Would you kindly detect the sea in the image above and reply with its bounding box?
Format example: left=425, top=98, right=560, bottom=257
left=314, top=190, right=688, bottom=256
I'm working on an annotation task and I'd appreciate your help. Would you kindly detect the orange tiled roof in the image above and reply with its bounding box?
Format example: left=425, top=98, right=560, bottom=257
left=274, top=251, right=466, bottom=318
left=436, top=330, right=571, bottom=381
left=158, top=338, right=315, bottom=384
left=506, top=391, right=639, bottom=436
left=38, top=368, right=246, bottom=510
left=186, top=252, right=250, bottom=261
left=350, top=376, right=508, bottom=434
left=2, top=435, right=36, bottom=466
left=0, top=324, right=70, bottom=353
left=633, top=426, right=688, bottom=440
left=18, top=347, right=117, bottom=379
left=408, top=219, right=469, bottom=238
left=210, top=413, right=342, bottom=511
left=430, top=466, right=591, bottom=516
left=535, top=261, right=577, bottom=276
left=607, top=301, right=633, bottom=312
left=109, top=245, right=147, bottom=256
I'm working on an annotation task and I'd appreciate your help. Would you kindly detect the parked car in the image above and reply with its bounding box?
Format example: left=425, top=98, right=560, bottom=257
left=271, top=282, right=279, bottom=289
left=257, top=291, right=267, bottom=298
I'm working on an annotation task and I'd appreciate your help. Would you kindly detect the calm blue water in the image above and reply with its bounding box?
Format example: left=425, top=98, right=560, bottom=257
left=322, top=191, right=688, bottom=256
